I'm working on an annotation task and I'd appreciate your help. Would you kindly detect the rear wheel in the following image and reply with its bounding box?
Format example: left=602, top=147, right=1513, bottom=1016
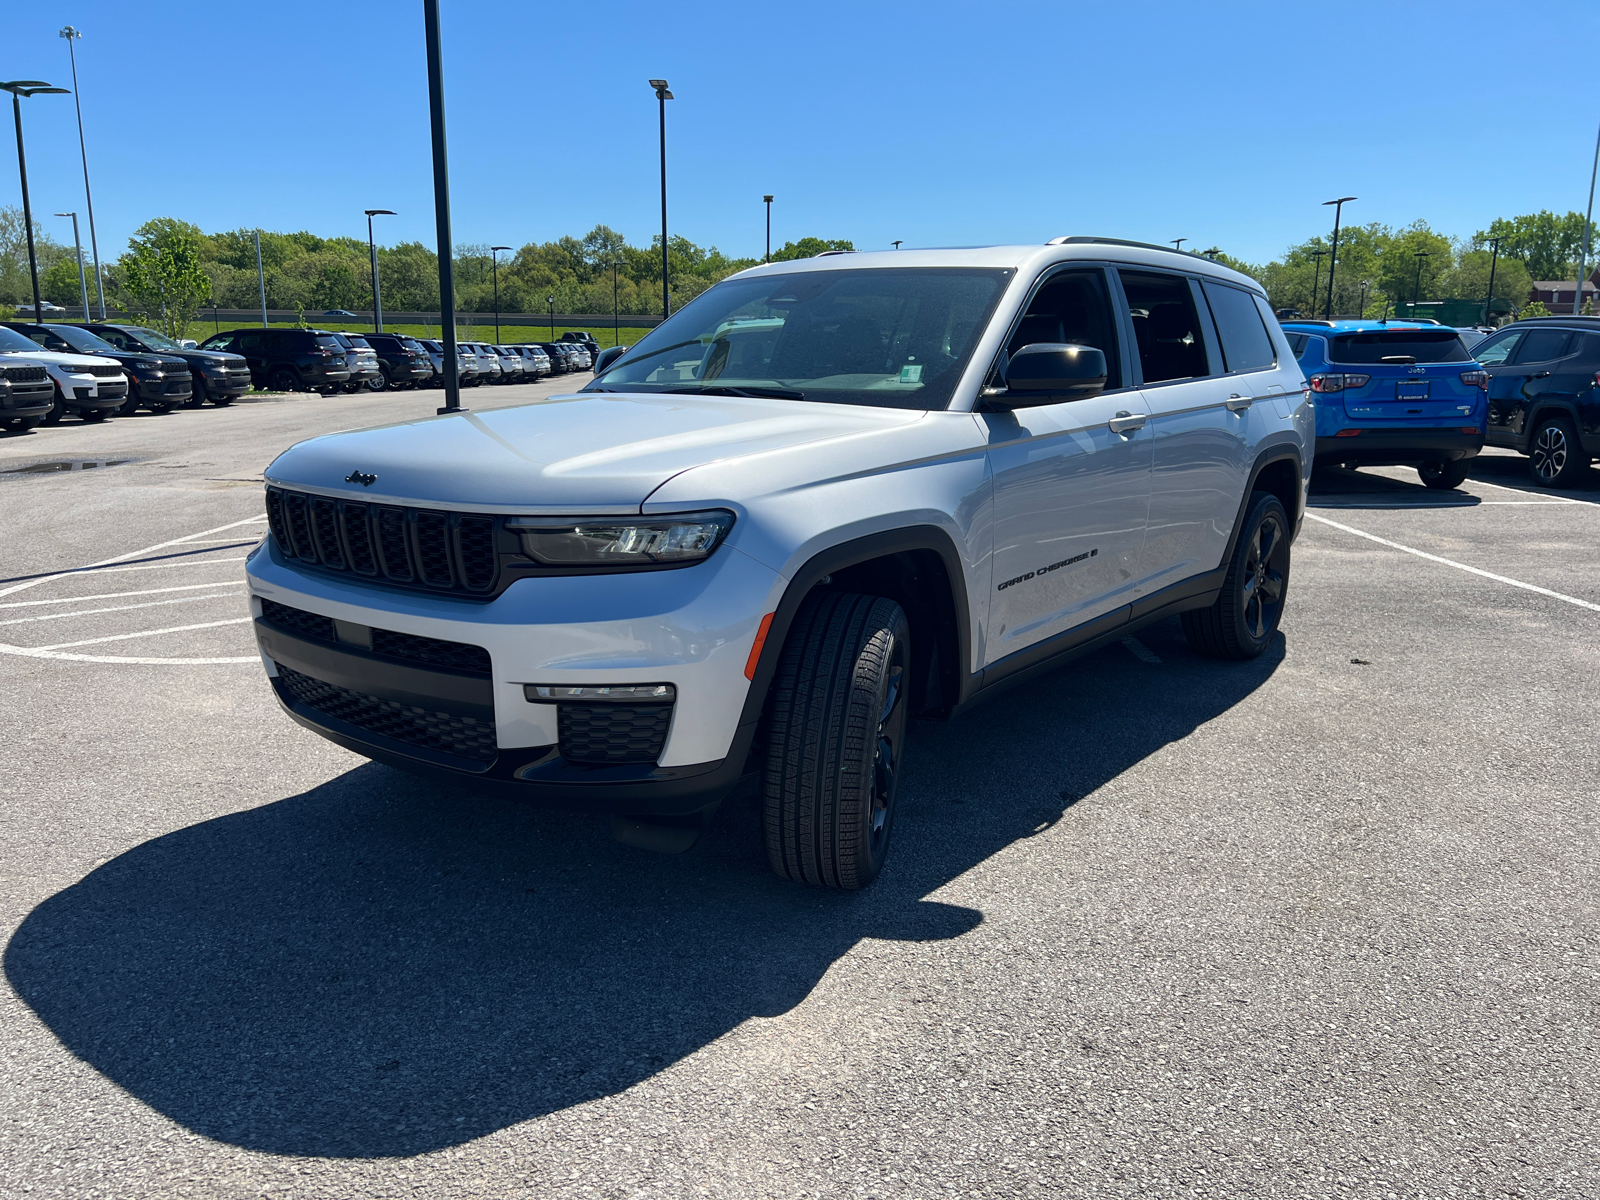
left=1182, top=492, right=1290, bottom=659
left=1528, top=413, right=1587, bottom=487
left=366, top=370, right=389, bottom=392
left=762, top=591, right=910, bottom=890
left=79, top=408, right=108, bottom=423
left=1419, top=458, right=1470, bottom=489
left=268, top=367, right=301, bottom=393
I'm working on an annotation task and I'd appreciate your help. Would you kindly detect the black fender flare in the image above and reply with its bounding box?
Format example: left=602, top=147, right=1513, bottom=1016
left=1220, top=440, right=1305, bottom=565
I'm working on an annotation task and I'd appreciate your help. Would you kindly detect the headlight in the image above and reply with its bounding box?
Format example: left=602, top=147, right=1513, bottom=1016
left=506, top=511, right=734, bottom=567
left=133, top=359, right=161, bottom=372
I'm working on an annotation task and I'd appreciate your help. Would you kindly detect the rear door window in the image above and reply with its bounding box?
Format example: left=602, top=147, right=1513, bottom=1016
left=1118, top=270, right=1211, bottom=384
left=1472, top=331, right=1520, bottom=366
left=1570, top=331, right=1600, bottom=362
left=1328, top=330, right=1471, bottom=364
left=1200, top=281, right=1276, bottom=373
left=1510, top=329, right=1572, bottom=364
left=313, top=335, right=342, bottom=350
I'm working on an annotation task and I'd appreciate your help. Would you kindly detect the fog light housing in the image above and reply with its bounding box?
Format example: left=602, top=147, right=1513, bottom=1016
left=524, top=683, right=675, bottom=703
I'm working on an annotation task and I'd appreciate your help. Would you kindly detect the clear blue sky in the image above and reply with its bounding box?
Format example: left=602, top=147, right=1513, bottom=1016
left=6, top=1, right=1598, bottom=266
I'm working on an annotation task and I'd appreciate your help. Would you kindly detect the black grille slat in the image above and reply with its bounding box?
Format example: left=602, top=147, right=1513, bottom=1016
left=369, top=628, right=491, bottom=676
left=342, top=503, right=377, bottom=575
left=376, top=507, right=413, bottom=581
left=311, top=498, right=345, bottom=569
left=558, top=704, right=673, bottom=765
left=4, top=366, right=47, bottom=383
left=275, top=664, right=497, bottom=763
left=415, top=511, right=454, bottom=588
left=264, top=489, right=290, bottom=555
left=457, top=516, right=496, bottom=592
left=284, top=492, right=314, bottom=560
left=259, top=598, right=336, bottom=643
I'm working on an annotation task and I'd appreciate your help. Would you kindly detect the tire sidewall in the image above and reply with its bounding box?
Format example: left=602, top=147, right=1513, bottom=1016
left=1225, top=494, right=1290, bottom=656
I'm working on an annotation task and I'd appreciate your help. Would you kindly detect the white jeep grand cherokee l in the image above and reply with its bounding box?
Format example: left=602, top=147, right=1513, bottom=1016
left=249, top=238, right=1312, bottom=889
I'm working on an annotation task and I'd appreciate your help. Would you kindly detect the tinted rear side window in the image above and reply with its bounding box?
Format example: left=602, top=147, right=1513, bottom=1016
left=1119, top=270, right=1210, bottom=383
left=1328, top=330, right=1470, bottom=364
left=1511, top=329, right=1571, bottom=364
left=313, top=336, right=342, bottom=350
left=1201, top=281, right=1275, bottom=372
left=1569, top=331, right=1600, bottom=362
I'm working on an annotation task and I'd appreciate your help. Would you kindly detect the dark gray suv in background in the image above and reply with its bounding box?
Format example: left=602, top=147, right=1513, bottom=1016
left=1473, top=315, right=1600, bottom=486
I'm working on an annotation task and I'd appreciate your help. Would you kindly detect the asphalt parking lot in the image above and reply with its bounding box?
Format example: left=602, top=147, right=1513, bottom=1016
left=1, top=388, right=1596, bottom=1199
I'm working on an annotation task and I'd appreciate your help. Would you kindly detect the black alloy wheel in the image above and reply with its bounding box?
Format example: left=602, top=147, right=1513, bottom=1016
left=1182, top=491, right=1291, bottom=659
left=79, top=408, right=108, bottom=423
left=268, top=367, right=301, bottom=393
left=210, top=394, right=233, bottom=407
left=42, top=391, right=64, bottom=425
left=763, top=591, right=911, bottom=890
left=118, top=376, right=142, bottom=416
left=186, top=377, right=208, bottom=408
left=1419, top=458, right=1470, bottom=490
left=1529, top=414, right=1586, bottom=487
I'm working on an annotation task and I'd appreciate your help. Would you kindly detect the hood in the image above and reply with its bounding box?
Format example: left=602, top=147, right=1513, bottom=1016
left=179, top=350, right=247, bottom=366
left=0, top=348, right=112, bottom=371
left=264, top=390, right=926, bottom=514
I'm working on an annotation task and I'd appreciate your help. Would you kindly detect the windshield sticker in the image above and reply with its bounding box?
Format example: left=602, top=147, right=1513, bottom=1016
left=997, top=548, right=1097, bottom=591
left=898, top=364, right=923, bottom=384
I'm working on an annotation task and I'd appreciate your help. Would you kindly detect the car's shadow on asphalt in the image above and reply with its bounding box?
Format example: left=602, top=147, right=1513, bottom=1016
left=5, top=619, right=1282, bottom=1158
left=1307, top=465, right=1484, bottom=508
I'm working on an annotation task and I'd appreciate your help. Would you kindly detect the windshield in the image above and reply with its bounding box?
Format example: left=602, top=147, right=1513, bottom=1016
left=41, top=325, right=121, bottom=354
left=128, top=326, right=182, bottom=351
left=0, top=327, right=48, bottom=353
left=402, top=338, right=426, bottom=352
left=587, top=266, right=1012, bottom=409
left=1329, top=329, right=1471, bottom=364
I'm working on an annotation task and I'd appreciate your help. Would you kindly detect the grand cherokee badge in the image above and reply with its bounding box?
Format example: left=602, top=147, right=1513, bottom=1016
left=345, top=470, right=377, bottom=486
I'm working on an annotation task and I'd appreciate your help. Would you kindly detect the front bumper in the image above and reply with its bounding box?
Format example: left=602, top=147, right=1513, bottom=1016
left=2, top=383, right=55, bottom=415
left=132, top=374, right=194, bottom=401
left=66, top=377, right=126, bottom=408
left=247, top=536, right=782, bottom=812
left=202, top=369, right=253, bottom=396
left=1315, top=428, right=1483, bottom=466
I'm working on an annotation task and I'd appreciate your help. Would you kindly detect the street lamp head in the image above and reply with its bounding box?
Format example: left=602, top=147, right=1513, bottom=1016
left=365, top=208, right=396, bottom=217
left=59, top=26, right=81, bottom=39
left=0, top=82, right=70, bottom=98
left=1323, top=196, right=1357, bottom=206
left=491, top=245, right=511, bottom=253
left=54, top=211, right=75, bottom=217
left=763, top=195, right=773, bottom=203
left=649, top=79, right=673, bottom=99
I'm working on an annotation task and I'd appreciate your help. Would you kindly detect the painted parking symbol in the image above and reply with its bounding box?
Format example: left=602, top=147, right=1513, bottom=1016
left=0, top=516, right=266, bottom=665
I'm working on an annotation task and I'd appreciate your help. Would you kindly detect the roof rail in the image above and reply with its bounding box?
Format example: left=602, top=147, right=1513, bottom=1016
left=1283, top=319, right=1336, bottom=327
left=1046, top=235, right=1193, bottom=254
left=814, top=249, right=854, bottom=257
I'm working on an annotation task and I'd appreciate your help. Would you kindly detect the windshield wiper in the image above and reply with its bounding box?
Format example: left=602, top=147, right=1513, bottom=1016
left=663, top=384, right=806, bottom=401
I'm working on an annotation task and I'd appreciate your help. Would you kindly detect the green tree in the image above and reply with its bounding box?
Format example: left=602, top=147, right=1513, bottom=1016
left=1476, top=211, right=1598, bottom=282
left=771, top=237, right=855, bottom=261
left=0, top=206, right=66, bottom=306
left=1375, top=221, right=1453, bottom=308
left=117, top=218, right=212, bottom=340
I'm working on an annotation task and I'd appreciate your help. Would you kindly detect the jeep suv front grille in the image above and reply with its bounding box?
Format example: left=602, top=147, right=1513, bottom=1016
left=3, top=365, right=46, bottom=383
left=265, top=485, right=501, bottom=598
left=85, top=362, right=124, bottom=378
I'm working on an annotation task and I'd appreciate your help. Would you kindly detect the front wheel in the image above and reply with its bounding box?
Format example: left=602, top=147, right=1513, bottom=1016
left=5, top=415, right=41, bottom=431
left=1182, top=492, right=1290, bottom=659
left=79, top=408, right=109, bottom=423
left=1419, top=458, right=1470, bottom=489
left=762, top=591, right=910, bottom=890
left=1529, top=414, right=1587, bottom=487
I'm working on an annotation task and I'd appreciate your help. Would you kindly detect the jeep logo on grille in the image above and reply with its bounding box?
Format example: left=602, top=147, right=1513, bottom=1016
left=1408, top=366, right=1426, bottom=374
left=345, top=470, right=377, bottom=487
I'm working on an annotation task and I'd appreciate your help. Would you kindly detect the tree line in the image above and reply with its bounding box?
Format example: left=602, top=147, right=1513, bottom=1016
left=0, top=209, right=852, bottom=340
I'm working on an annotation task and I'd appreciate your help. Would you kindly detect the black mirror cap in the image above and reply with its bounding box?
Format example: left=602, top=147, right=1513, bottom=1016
left=592, top=345, right=629, bottom=375
left=999, top=343, right=1108, bottom=404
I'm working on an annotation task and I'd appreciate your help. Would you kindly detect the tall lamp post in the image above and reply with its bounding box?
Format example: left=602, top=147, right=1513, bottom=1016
left=649, top=79, right=673, bottom=318
left=1358, top=279, right=1370, bottom=318
left=1309, top=249, right=1326, bottom=318
left=1573, top=118, right=1600, bottom=315
left=547, top=294, right=555, bottom=340
left=364, top=208, right=396, bottom=331
left=423, top=0, right=462, bottom=415
left=59, top=28, right=105, bottom=319
left=892, top=240, right=903, bottom=250
left=55, top=212, right=89, bottom=322
left=1170, top=238, right=1187, bottom=251
left=1202, top=246, right=1221, bottom=260
left=254, top=229, right=268, bottom=327
left=489, top=245, right=510, bottom=342
left=1412, top=251, right=1431, bottom=311
left=2, top=81, right=72, bottom=321
left=1322, top=196, right=1356, bottom=318
left=1483, top=235, right=1506, bottom=325
left=763, top=194, right=773, bottom=263
left=611, top=261, right=620, bottom=347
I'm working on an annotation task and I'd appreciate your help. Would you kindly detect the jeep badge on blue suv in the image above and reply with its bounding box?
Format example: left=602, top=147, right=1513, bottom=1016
left=1281, top=319, right=1487, bottom=489
left=249, top=238, right=1314, bottom=889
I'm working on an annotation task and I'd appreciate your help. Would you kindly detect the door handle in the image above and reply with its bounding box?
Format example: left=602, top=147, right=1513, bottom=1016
left=1527, top=371, right=1551, bottom=379
left=1108, top=411, right=1147, bottom=435
left=1225, top=393, right=1253, bottom=412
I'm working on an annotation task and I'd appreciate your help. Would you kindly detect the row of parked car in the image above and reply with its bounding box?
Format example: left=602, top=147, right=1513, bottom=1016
left=0, top=322, right=598, bottom=430
left=1281, top=313, right=1600, bottom=488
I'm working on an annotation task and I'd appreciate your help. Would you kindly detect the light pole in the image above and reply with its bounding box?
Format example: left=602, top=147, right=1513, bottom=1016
left=1322, top=196, right=1356, bottom=318
left=1202, top=247, right=1221, bottom=260
left=364, top=208, right=396, bottom=332
left=1483, top=235, right=1505, bottom=325
left=59, top=28, right=105, bottom=319
left=763, top=194, right=773, bottom=263
left=1358, top=279, right=1370, bottom=318
left=611, top=261, right=620, bottom=347
left=1412, top=251, right=1431, bottom=312
left=547, top=294, right=555, bottom=341
left=424, top=0, right=462, bottom=414
left=55, top=212, right=89, bottom=322
left=489, top=245, right=509, bottom=342
left=1170, top=238, right=1187, bottom=251
left=892, top=240, right=903, bottom=250
left=2, top=81, right=71, bottom=321
left=1573, top=118, right=1600, bottom=315
left=650, top=79, right=673, bottom=318
left=254, top=229, right=268, bottom=327
left=1309, top=249, right=1326, bottom=318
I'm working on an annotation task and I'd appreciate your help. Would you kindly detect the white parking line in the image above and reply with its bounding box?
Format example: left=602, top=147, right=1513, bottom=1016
left=1306, top=514, right=1600, bottom=614
left=34, top=617, right=254, bottom=651
left=0, top=581, right=249, bottom=609
left=1468, top=477, right=1590, bottom=504
left=0, top=589, right=244, bottom=627
left=0, top=515, right=266, bottom=601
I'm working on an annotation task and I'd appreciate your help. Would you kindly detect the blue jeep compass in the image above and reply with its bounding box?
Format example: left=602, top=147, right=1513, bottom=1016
left=1281, top=320, right=1487, bottom=488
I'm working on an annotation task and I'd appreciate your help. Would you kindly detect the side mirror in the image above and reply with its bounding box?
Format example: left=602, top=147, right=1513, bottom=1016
left=992, top=343, right=1107, bottom=408
left=592, top=344, right=629, bottom=375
